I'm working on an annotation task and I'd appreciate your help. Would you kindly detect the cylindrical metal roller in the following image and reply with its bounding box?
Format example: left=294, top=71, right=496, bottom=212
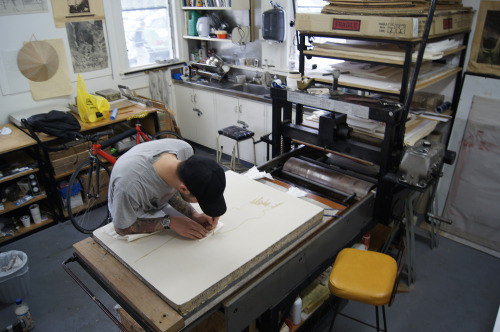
left=283, top=157, right=374, bottom=198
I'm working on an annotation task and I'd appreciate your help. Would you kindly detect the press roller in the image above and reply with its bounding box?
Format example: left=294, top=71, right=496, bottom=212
left=282, top=157, right=375, bottom=199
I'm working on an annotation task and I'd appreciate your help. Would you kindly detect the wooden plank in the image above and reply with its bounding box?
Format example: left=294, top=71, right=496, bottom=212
left=0, top=123, right=37, bottom=154
left=73, top=237, right=184, bottom=332
left=75, top=104, right=157, bottom=132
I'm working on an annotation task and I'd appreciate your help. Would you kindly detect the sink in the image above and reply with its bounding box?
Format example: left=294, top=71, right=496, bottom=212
left=227, top=83, right=270, bottom=96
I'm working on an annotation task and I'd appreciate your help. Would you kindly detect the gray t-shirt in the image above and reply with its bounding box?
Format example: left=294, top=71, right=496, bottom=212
left=108, top=139, right=194, bottom=229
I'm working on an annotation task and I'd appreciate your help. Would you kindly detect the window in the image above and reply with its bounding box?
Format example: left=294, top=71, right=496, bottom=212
left=119, top=0, right=177, bottom=71
left=295, top=0, right=344, bottom=71
left=296, top=0, right=324, bottom=13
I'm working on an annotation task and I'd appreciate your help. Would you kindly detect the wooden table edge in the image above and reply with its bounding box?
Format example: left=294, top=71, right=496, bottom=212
left=73, top=237, right=184, bottom=332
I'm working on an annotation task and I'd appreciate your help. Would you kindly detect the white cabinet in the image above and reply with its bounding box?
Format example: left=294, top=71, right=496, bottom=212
left=214, top=93, right=268, bottom=165
left=175, top=85, right=217, bottom=149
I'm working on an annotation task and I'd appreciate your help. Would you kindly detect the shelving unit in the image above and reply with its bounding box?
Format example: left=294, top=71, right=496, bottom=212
left=296, top=9, right=473, bottom=112
left=299, top=32, right=470, bottom=110
left=0, top=124, right=56, bottom=245
left=181, top=0, right=253, bottom=43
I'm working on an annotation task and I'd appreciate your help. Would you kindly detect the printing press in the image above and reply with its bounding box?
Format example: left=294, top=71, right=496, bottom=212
left=207, top=87, right=452, bottom=331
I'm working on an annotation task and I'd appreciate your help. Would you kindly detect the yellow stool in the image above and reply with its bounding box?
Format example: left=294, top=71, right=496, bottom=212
left=328, top=248, right=398, bottom=332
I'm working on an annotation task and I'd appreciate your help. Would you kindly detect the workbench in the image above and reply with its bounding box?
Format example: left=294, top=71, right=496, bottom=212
left=66, top=170, right=375, bottom=332
left=0, top=123, right=56, bottom=244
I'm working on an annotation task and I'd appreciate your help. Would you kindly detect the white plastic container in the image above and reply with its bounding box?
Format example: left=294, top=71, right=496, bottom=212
left=15, top=298, right=34, bottom=331
left=291, top=296, right=302, bottom=325
left=29, top=204, right=42, bottom=224
left=287, top=71, right=301, bottom=91
left=0, top=251, right=30, bottom=304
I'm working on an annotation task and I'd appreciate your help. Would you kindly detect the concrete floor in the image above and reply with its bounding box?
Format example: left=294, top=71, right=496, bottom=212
left=1, top=220, right=499, bottom=331
left=1, top=145, right=499, bottom=331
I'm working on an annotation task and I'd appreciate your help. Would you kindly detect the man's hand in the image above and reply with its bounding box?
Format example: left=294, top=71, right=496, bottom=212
left=170, top=216, right=210, bottom=240
left=192, top=212, right=219, bottom=231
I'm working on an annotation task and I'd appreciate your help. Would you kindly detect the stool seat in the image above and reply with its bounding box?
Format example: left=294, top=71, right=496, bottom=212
left=329, top=248, right=397, bottom=306
left=216, top=125, right=257, bottom=172
left=218, top=125, right=255, bottom=141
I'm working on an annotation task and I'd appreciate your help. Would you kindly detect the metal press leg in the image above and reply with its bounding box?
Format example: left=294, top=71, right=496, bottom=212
left=404, top=192, right=417, bottom=285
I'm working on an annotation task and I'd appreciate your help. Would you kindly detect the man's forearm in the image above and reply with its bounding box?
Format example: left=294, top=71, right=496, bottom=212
left=115, top=217, right=164, bottom=235
left=168, top=192, right=196, bottom=218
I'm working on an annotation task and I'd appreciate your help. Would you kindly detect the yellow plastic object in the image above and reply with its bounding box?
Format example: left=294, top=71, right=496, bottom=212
left=329, top=248, right=397, bottom=306
left=76, top=74, right=110, bottom=123
left=127, top=111, right=150, bottom=120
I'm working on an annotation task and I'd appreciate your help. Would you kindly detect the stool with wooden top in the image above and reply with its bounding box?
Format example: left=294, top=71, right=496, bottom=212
left=328, top=248, right=399, bottom=332
left=216, top=125, right=256, bottom=172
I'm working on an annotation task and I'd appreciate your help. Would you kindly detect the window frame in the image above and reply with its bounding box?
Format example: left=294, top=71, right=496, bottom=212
left=106, top=1, right=183, bottom=75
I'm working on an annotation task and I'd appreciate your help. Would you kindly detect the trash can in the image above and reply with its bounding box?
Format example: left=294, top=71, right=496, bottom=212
left=0, top=250, right=30, bottom=304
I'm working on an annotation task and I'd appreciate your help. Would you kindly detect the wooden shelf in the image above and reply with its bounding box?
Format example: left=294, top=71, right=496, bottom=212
left=183, top=35, right=232, bottom=42
left=0, top=168, right=39, bottom=185
left=0, top=217, right=55, bottom=245
left=183, top=6, right=232, bottom=10
left=182, top=2, right=249, bottom=10
left=304, top=45, right=466, bottom=67
left=0, top=193, right=47, bottom=216
left=312, top=66, right=462, bottom=95
left=0, top=123, right=37, bottom=154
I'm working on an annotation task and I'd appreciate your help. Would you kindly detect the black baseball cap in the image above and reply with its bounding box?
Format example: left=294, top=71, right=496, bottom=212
left=179, top=155, right=227, bottom=217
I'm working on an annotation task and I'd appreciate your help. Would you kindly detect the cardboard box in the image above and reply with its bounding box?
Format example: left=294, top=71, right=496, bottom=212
left=48, top=135, right=109, bottom=162
left=295, top=11, right=474, bottom=40
left=52, top=147, right=111, bottom=177
left=52, top=150, right=89, bottom=169
left=67, top=193, right=84, bottom=209
left=48, top=142, right=88, bottom=162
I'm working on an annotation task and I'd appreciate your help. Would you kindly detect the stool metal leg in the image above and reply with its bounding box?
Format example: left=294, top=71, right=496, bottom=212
left=235, top=141, right=242, bottom=170
left=329, top=298, right=341, bottom=332
left=376, top=306, right=380, bottom=332
left=382, top=306, right=387, bottom=332
left=251, top=137, right=256, bottom=166
left=231, top=141, right=238, bottom=171
left=216, top=134, right=222, bottom=164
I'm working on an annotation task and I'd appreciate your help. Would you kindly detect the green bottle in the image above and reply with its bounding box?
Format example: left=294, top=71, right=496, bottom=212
left=188, top=11, right=201, bottom=36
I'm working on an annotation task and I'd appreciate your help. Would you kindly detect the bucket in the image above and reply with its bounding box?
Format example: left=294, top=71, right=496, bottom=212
left=0, top=250, right=30, bottom=304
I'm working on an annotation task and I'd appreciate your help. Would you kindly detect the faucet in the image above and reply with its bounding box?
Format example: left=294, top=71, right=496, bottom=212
left=262, top=71, right=273, bottom=87
left=252, top=71, right=262, bottom=85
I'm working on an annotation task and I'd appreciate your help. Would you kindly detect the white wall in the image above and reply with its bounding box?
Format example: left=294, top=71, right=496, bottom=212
left=0, top=2, right=150, bottom=125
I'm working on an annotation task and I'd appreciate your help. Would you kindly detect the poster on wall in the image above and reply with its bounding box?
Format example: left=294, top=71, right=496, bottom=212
left=467, top=1, right=500, bottom=77
left=66, top=20, right=109, bottom=73
left=51, top=0, right=105, bottom=28
left=0, top=0, right=48, bottom=16
left=23, top=39, right=73, bottom=100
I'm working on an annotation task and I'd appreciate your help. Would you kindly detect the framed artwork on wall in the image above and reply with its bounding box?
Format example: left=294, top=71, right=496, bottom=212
left=467, top=1, right=500, bottom=77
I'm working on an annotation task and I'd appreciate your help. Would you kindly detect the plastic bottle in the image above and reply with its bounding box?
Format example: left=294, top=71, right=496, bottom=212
left=110, top=108, right=118, bottom=120
left=183, top=64, right=190, bottom=77
left=291, top=296, right=302, bottom=325
left=15, top=298, right=34, bottom=331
